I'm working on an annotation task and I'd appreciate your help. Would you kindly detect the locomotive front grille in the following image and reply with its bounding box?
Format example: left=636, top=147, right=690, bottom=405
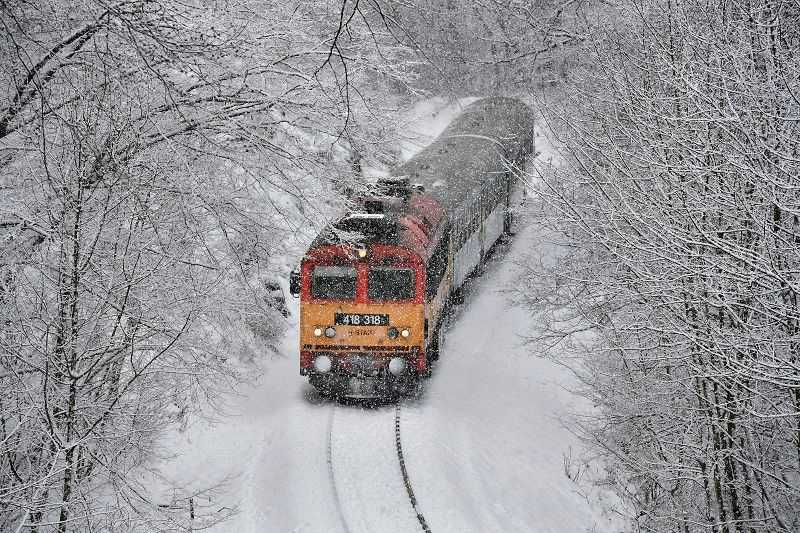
left=300, top=345, right=419, bottom=377
left=342, top=353, right=378, bottom=376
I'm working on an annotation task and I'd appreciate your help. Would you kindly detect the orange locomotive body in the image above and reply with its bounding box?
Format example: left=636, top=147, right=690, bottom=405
left=295, top=190, right=450, bottom=397
left=291, top=97, right=535, bottom=398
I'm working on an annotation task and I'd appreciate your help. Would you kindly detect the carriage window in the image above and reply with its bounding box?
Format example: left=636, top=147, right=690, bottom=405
left=369, top=267, right=415, bottom=301
left=312, top=266, right=357, bottom=300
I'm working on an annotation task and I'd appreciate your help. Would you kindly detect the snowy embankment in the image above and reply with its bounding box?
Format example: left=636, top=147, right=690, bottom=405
left=160, top=99, right=622, bottom=533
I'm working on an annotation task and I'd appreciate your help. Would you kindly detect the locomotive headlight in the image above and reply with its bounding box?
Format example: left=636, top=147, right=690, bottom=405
left=400, top=328, right=410, bottom=338
left=388, top=357, right=407, bottom=376
left=387, top=327, right=399, bottom=339
left=313, top=327, right=323, bottom=337
left=324, top=326, right=336, bottom=338
left=313, top=355, right=332, bottom=373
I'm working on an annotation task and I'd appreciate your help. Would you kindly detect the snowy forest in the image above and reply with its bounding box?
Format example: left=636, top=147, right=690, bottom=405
left=1, top=0, right=798, bottom=532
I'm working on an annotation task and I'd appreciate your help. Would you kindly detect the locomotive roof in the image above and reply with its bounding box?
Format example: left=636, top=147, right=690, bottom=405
left=312, top=212, right=402, bottom=247
left=391, top=97, right=534, bottom=217
left=308, top=191, right=445, bottom=258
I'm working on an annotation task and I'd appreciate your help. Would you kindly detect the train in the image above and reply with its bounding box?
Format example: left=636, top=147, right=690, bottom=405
left=289, top=97, right=535, bottom=398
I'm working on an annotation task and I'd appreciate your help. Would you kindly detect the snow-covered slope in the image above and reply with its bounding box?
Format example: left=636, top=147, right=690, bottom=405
left=161, top=98, right=621, bottom=533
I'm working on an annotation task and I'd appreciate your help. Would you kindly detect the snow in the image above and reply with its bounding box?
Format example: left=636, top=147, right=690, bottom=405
left=160, top=98, right=622, bottom=533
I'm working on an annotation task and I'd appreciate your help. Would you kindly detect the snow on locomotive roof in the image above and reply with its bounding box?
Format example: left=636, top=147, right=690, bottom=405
left=391, top=97, right=534, bottom=217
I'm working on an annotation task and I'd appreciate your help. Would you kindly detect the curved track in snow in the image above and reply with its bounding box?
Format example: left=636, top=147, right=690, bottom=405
left=327, top=406, right=354, bottom=533
left=325, top=401, right=432, bottom=533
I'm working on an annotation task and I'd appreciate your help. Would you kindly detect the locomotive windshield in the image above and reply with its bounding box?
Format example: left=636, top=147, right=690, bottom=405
left=311, top=266, right=357, bottom=300
left=368, top=267, right=415, bottom=301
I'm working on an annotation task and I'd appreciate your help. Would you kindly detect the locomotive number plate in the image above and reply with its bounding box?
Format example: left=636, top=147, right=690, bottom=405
left=335, top=313, right=389, bottom=326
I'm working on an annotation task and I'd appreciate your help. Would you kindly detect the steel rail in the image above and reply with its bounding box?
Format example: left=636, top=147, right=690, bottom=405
left=327, top=405, right=353, bottom=533
left=395, top=403, right=433, bottom=533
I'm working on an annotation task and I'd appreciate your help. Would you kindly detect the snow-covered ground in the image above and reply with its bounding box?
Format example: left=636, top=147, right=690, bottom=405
left=160, top=99, right=622, bottom=533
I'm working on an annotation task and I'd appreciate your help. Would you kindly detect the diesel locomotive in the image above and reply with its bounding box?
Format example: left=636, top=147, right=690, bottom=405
left=290, top=97, right=535, bottom=398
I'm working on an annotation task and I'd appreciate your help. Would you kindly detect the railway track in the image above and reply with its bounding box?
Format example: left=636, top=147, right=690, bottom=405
left=326, top=401, right=432, bottom=533
left=394, top=403, right=433, bottom=533
left=327, top=406, right=354, bottom=533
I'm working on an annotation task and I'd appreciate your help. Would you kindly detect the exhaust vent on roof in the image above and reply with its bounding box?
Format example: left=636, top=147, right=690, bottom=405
left=377, top=176, right=411, bottom=198
left=363, top=200, right=384, bottom=214
left=334, top=213, right=398, bottom=242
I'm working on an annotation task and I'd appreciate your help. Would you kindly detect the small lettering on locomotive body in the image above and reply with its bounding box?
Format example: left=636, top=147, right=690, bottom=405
left=350, top=329, right=375, bottom=336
